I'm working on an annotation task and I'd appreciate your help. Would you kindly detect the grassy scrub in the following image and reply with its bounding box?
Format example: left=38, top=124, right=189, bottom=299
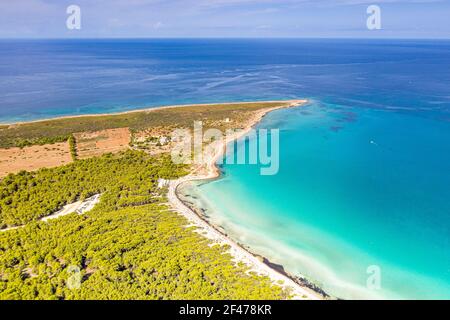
left=68, top=134, right=77, bottom=161
left=0, top=102, right=290, bottom=148
left=0, top=151, right=289, bottom=300
left=5, top=135, right=71, bottom=149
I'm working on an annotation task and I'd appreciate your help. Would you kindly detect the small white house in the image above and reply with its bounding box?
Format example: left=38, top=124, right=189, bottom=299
left=159, top=136, right=169, bottom=145
left=157, top=178, right=170, bottom=189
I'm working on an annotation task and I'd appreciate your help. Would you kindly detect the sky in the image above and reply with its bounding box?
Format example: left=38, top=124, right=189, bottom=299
left=0, top=0, right=449, bottom=39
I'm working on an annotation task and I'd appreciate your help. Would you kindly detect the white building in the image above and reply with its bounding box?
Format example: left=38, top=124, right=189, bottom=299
left=157, top=178, right=170, bottom=189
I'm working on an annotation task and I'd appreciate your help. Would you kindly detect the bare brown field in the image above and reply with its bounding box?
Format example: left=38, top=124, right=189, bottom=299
left=0, top=142, right=72, bottom=178
left=74, top=128, right=131, bottom=159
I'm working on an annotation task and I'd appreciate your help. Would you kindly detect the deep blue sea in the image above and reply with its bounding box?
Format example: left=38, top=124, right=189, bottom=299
left=1, top=39, right=449, bottom=299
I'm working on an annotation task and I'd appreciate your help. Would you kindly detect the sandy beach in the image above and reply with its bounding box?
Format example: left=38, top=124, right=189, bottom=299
left=167, top=99, right=324, bottom=300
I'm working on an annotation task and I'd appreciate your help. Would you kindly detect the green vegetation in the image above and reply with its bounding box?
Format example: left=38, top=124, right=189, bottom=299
left=0, top=151, right=288, bottom=300
left=12, top=136, right=71, bottom=149
left=0, top=151, right=186, bottom=228
left=0, top=102, right=298, bottom=300
left=0, top=102, right=290, bottom=148
left=68, top=134, right=77, bottom=161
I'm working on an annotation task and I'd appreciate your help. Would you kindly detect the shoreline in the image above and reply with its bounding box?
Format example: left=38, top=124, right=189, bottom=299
left=167, top=100, right=327, bottom=300
left=1, top=99, right=306, bottom=127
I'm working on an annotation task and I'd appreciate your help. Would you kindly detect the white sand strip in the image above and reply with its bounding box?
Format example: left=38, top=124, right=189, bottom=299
left=1, top=194, right=101, bottom=232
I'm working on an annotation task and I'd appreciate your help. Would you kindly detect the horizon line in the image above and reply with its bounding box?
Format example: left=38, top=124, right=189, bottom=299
left=1, top=36, right=450, bottom=41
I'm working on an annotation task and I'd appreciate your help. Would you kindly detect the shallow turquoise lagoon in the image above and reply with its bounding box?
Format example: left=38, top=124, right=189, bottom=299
left=181, top=101, right=450, bottom=299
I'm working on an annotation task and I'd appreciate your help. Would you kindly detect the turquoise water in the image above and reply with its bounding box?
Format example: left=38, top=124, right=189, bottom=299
left=1, top=39, right=449, bottom=299
left=181, top=101, right=450, bottom=299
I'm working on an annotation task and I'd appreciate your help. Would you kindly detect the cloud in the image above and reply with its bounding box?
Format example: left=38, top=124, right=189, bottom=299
left=153, top=21, right=164, bottom=29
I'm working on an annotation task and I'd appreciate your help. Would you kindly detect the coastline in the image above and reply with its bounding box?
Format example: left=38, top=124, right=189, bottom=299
left=167, top=100, right=326, bottom=300
left=1, top=100, right=305, bottom=127
left=2, top=97, right=326, bottom=299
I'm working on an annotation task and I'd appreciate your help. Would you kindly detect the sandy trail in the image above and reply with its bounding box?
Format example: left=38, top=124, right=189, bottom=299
left=1, top=194, right=101, bottom=232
